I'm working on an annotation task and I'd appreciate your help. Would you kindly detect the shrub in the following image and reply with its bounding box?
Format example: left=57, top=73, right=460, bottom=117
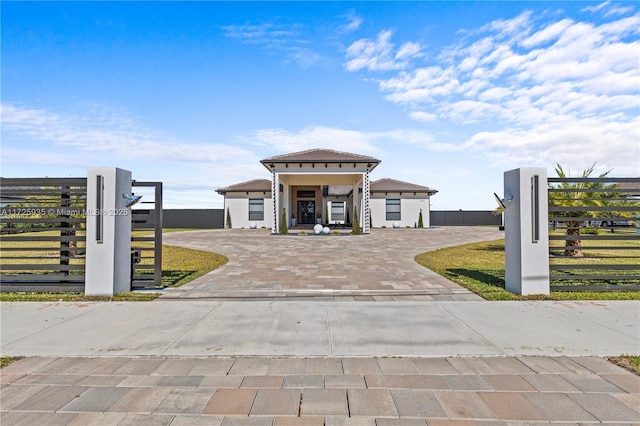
left=279, top=208, right=288, bottom=235
left=583, top=227, right=600, bottom=235
left=299, top=231, right=307, bottom=236
left=331, top=230, right=341, bottom=235
left=381, top=225, right=387, bottom=229
left=418, top=209, right=424, bottom=228
left=225, top=207, right=232, bottom=229
left=351, top=206, right=361, bottom=235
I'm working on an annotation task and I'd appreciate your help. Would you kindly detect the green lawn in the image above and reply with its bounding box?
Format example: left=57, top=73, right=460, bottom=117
left=608, top=356, right=640, bottom=375
left=0, top=229, right=227, bottom=301
left=416, top=238, right=639, bottom=301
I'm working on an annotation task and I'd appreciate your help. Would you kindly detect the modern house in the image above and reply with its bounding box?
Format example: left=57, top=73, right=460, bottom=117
left=216, top=149, right=437, bottom=233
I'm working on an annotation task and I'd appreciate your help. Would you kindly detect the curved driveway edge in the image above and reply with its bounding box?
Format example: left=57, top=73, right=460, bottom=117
left=160, top=227, right=503, bottom=300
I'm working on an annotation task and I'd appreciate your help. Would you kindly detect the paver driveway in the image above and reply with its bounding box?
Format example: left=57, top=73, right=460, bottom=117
left=160, top=227, right=503, bottom=300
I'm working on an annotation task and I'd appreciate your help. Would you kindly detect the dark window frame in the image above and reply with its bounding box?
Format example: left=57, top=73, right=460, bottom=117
left=249, top=198, right=264, bottom=221
left=386, top=198, right=401, bottom=221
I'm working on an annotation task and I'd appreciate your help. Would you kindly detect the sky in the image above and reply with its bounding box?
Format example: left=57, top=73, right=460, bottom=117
left=2, top=1, right=639, bottom=210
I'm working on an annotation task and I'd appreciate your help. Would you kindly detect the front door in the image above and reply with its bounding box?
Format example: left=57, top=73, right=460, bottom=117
left=297, top=201, right=316, bottom=224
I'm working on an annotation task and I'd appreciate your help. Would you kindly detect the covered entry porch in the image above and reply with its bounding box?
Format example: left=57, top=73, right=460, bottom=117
left=261, top=149, right=380, bottom=234
left=276, top=173, right=365, bottom=230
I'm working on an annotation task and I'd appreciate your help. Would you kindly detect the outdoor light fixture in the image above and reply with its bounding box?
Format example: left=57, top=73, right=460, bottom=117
left=122, top=193, right=143, bottom=207
left=494, top=192, right=513, bottom=209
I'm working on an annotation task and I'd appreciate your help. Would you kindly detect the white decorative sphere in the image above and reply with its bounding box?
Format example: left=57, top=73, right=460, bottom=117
left=313, top=224, right=323, bottom=234
left=322, top=227, right=330, bottom=234
left=393, top=222, right=400, bottom=228
left=249, top=223, right=257, bottom=229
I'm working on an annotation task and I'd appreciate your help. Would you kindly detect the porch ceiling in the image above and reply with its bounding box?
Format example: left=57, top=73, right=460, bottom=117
left=278, top=173, right=363, bottom=186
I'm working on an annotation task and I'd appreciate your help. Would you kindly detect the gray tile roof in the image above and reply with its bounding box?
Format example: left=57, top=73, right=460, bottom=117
left=216, top=179, right=272, bottom=194
left=371, top=178, right=437, bottom=194
left=619, top=181, right=640, bottom=196
left=261, top=149, right=380, bottom=169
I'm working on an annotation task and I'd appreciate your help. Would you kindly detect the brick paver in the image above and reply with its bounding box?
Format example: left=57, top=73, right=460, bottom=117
left=160, top=228, right=502, bottom=300
left=2, top=355, right=639, bottom=424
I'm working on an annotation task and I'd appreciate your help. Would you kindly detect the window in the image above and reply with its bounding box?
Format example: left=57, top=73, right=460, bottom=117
left=330, top=201, right=345, bottom=222
left=297, top=190, right=315, bottom=198
left=249, top=198, right=264, bottom=221
left=386, top=199, right=401, bottom=221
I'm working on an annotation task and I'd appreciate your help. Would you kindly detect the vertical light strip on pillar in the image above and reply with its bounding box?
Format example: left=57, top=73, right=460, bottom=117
left=531, top=174, right=540, bottom=243
left=96, top=175, right=104, bottom=243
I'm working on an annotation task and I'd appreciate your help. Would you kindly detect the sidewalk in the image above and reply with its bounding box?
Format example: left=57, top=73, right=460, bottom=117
left=2, top=354, right=639, bottom=425
left=1, top=301, right=638, bottom=357
left=1, top=300, right=639, bottom=424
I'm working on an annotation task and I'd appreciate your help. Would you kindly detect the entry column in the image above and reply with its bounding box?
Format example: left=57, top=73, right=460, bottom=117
left=504, top=167, right=550, bottom=295
left=85, top=167, right=133, bottom=296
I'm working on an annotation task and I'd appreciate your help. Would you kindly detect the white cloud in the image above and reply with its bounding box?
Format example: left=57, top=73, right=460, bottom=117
left=409, top=111, right=437, bottom=122
left=0, top=103, right=256, bottom=164
left=345, top=30, right=421, bottom=72
left=246, top=125, right=459, bottom=155
left=341, top=9, right=363, bottom=32
left=582, top=1, right=611, bottom=13
left=221, top=21, right=321, bottom=67
left=248, top=125, right=379, bottom=154
left=344, top=8, right=639, bottom=176
left=582, top=1, right=634, bottom=17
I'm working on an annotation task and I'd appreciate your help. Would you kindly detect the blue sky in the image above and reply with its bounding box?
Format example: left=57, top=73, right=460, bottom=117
left=2, top=1, right=638, bottom=209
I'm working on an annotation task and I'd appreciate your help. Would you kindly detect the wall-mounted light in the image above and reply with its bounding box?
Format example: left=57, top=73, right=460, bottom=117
left=122, top=193, right=143, bottom=207
left=493, top=192, right=513, bottom=209
left=279, top=184, right=283, bottom=192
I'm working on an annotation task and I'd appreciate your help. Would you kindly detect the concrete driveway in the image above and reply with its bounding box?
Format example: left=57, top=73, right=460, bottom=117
left=160, top=227, right=503, bottom=300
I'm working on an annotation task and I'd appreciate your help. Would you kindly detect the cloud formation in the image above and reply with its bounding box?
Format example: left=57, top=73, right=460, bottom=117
left=221, top=21, right=321, bottom=68
left=0, top=103, right=257, bottom=165
left=246, top=125, right=457, bottom=155
left=345, top=7, right=640, bottom=175
left=345, top=30, right=422, bottom=71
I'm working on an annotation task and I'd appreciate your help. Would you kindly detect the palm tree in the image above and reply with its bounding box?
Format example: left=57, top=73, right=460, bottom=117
left=549, top=164, right=616, bottom=257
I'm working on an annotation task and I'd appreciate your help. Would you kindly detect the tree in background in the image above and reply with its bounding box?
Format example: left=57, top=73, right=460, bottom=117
left=549, top=164, right=623, bottom=257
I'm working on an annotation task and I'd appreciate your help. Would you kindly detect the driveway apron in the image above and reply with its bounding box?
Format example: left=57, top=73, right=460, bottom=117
left=160, top=227, right=503, bottom=300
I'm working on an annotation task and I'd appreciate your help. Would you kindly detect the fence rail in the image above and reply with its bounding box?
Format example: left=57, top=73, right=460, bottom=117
left=548, top=176, right=639, bottom=291
left=1, top=177, right=164, bottom=292
left=1, top=177, right=88, bottom=292
left=131, top=181, right=163, bottom=288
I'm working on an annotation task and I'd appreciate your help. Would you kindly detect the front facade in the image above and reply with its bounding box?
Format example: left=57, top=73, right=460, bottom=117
left=216, top=149, right=437, bottom=233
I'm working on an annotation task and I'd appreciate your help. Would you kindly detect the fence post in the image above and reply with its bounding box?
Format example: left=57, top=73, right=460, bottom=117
left=85, top=167, right=132, bottom=296
left=504, top=167, right=550, bottom=295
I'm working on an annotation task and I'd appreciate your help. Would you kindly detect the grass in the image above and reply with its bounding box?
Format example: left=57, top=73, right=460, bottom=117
left=0, top=356, right=23, bottom=369
left=608, top=355, right=640, bottom=375
left=1, top=228, right=228, bottom=301
left=416, top=238, right=640, bottom=301
left=548, top=228, right=639, bottom=286
left=160, top=245, right=227, bottom=288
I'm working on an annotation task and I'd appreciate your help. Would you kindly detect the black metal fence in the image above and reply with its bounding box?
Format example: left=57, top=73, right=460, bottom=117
left=548, top=177, right=640, bottom=291
left=1, top=178, right=88, bottom=292
left=131, top=182, right=163, bottom=288
left=1, top=178, right=164, bottom=292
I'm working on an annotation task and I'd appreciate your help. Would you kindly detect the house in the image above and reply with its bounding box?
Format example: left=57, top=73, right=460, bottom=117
left=216, top=149, right=437, bottom=233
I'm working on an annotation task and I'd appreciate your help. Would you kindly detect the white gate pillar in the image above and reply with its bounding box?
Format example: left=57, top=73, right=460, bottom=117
left=504, top=167, right=550, bottom=295
left=85, top=167, right=132, bottom=296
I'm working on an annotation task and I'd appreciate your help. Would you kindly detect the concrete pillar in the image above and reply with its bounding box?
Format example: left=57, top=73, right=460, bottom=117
left=504, top=167, right=550, bottom=295
left=85, top=167, right=132, bottom=296
left=272, top=172, right=279, bottom=233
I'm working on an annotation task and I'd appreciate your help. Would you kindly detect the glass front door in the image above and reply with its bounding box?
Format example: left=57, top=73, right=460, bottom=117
left=297, top=201, right=316, bottom=225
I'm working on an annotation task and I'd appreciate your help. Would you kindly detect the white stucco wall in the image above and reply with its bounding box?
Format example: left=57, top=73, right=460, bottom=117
left=370, top=194, right=431, bottom=228
left=225, top=193, right=273, bottom=229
